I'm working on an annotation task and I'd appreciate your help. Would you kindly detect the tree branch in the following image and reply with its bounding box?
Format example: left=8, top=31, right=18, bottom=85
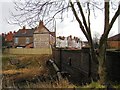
left=104, top=1, right=109, bottom=33
left=99, top=1, right=110, bottom=49
left=76, top=0, right=93, bottom=47
left=76, top=0, right=89, bottom=32
left=87, top=2, right=94, bottom=47
left=99, top=2, right=120, bottom=48
left=106, top=3, right=120, bottom=36
left=70, top=1, right=90, bottom=41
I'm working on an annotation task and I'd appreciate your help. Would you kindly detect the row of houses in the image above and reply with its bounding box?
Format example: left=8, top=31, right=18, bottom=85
left=56, top=33, right=120, bottom=49
left=1, top=20, right=120, bottom=49
left=1, top=21, right=84, bottom=49
left=2, top=21, right=55, bottom=48
left=56, top=36, right=83, bottom=49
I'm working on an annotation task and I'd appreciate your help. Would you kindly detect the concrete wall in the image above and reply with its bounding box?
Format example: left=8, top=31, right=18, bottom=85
left=4, top=48, right=52, bottom=55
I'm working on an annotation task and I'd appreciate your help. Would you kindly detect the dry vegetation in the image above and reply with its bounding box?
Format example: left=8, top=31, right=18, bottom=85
left=21, top=79, right=75, bottom=88
left=2, top=54, right=75, bottom=88
left=2, top=54, right=118, bottom=89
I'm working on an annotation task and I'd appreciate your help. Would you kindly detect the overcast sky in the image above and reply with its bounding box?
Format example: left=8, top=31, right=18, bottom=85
left=0, top=0, right=119, bottom=41
left=0, top=0, right=20, bottom=34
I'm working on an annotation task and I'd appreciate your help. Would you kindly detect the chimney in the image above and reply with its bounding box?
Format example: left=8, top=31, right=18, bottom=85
left=2, top=33, right=4, bottom=36
left=39, top=20, right=44, bottom=27
left=10, top=31, right=12, bottom=34
left=13, top=31, right=16, bottom=34
left=34, top=27, right=37, bottom=30
left=22, top=26, right=26, bottom=34
left=23, top=26, right=26, bottom=30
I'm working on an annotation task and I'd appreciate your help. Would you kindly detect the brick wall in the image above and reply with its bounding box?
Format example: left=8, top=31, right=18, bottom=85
left=107, top=41, right=120, bottom=49
left=14, top=37, right=33, bottom=46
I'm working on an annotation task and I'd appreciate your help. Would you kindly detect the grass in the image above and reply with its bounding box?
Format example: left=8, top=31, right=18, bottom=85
left=2, top=54, right=75, bottom=89
left=2, top=54, right=51, bottom=87
left=2, top=54, right=120, bottom=89
left=80, top=81, right=105, bottom=88
left=23, top=79, right=75, bottom=88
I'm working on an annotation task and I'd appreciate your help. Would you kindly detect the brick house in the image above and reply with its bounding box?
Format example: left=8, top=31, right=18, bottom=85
left=1, top=31, right=16, bottom=48
left=13, top=26, right=35, bottom=48
left=107, top=33, right=120, bottom=49
left=33, top=21, right=55, bottom=48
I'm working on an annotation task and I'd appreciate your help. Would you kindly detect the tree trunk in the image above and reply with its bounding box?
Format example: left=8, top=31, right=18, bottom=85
left=98, top=42, right=107, bottom=84
left=90, top=47, right=99, bottom=81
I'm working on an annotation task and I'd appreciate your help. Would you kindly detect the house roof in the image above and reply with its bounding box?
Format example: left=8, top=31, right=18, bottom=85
left=50, top=32, right=55, bottom=37
left=34, top=21, right=55, bottom=37
left=5, top=31, right=15, bottom=42
left=108, top=33, right=120, bottom=41
left=34, top=21, right=49, bottom=33
left=14, top=27, right=35, bottom=37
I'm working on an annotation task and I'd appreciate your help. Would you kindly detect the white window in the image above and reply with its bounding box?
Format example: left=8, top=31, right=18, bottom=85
left=14, top=38, right=18, bottom=44
left=26, top=37, right=30, bottom=44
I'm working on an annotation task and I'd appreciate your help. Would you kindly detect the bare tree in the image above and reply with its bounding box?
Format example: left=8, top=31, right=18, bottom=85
left=70, top=0, right=119, bottom=84
left=10, top=0, right=120, bottom=84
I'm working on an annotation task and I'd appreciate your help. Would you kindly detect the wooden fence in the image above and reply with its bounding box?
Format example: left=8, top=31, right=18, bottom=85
left=3, top=48, right=52, bottom=55
left=53, top=48, right=120, bottom=83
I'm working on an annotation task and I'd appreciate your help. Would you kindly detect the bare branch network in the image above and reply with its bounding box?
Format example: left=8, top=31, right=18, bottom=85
left=9, top=0, right=113, bottom=31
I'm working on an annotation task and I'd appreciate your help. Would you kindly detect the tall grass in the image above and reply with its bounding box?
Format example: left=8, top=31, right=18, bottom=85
left=2, top=54, right=52, bottom=88
left=2, top=54, right=75, bottom=89
left=24, top=79, right=75, bottom=88
left=2, top=54, right=120, bottom=89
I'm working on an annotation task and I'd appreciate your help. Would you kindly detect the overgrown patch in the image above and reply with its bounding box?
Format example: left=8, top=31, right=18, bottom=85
left=2, top=54, right=120, bottom=89
left=2, top=54, right=52, bottom=88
